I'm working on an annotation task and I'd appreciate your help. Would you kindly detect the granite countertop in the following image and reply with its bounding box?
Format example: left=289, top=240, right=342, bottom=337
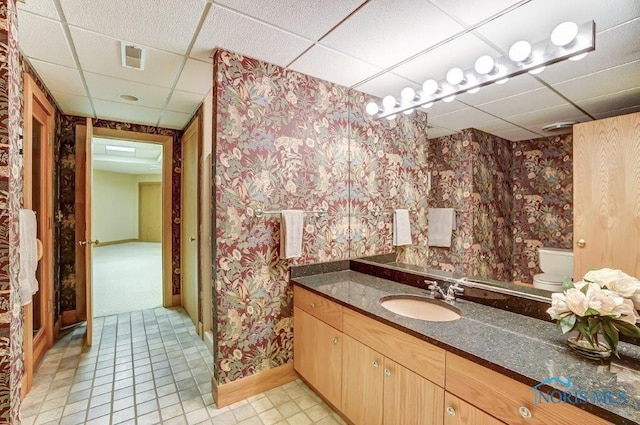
left=292, top=270, right=640, bottom=425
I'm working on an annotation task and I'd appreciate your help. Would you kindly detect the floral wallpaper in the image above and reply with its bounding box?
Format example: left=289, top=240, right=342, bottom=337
left=213, top=50, right=429, bottom=383
left=0, top=0, right=25, bottom=419
left=57, top=116, right=183, bottom=312
left=511, top=134, right=573, bottom=284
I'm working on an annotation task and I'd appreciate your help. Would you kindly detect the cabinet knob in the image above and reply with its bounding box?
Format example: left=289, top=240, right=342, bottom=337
left=384, top=368, right=391, bottom=377
left=372, top=361, right=379, bottom=368
left=332, top=337, right=338, bottom=345
left=310, top=302, right=316, bottom=308
left=519, top=406, right=532, bottom=419
left=577, top=238, right=586, bottom=248
left=446, top=406, right=456, bottom=416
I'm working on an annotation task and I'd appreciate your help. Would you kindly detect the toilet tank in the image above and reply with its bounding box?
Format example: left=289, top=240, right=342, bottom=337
left=538, top=247, right=573, bottom=279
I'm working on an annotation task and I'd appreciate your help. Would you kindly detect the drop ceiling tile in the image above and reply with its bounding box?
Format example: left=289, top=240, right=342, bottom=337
left=321, top=0, right=465, bottom=69
left=489, top=127, right=541, bottom=142
left=60, top=0, right=205, bottom=54
left=192, top=6, right=312, bottom=66
left=475, top=87, right=567, bottom=117
left=28, top=59, right=85, bottom=96
left=505, top=103, right=591, bottom=133
left=175, top=59, right=213, bottom=95
left=430, top=0, right=523, bottom=26
left=92, top=99, right=162, bottom=127
left=474, top=119, right=528, bottom=136
left=289, top=45, right=382, bottom=88
left=577, top=87, right=640, bottom=116
left=428, top=126, right=458, bottom=139
left=474, top=0, right=640, bottom=52
left=50, top=91, right=94, bottom=117
left=456, top=74, right=542, bottom=106
left=159, top=111, right=193, bottom=130
left=85, top=73, right=171, bottom=110
left=354, top=73, right=418, bottom=100
left=393, top=32, right=499, bottom=84
left=18, top=12, right=75, bottom=67
left=592, top=104, right=640, bottom=120
left=166, top=90, right=204, bottom=114
left=420, top=99, right=467, bottom=117
left=70, top=27, right=183, bottom=88
left=552, top=60, right=640, bottom=102
left=427, top=107, right=504, bottom=132
left=214, top=0, right=363, bottom=40
left=536, top=17, right=640, bottom=85
left=17, top=0, right=59, bottom=20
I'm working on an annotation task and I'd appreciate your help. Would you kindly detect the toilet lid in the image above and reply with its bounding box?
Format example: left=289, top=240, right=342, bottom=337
left=533, top=273, right=563, bottom=285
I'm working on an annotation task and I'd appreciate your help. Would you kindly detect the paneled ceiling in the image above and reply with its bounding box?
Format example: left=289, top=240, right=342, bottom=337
left=18, top=0, right=640, bottom=140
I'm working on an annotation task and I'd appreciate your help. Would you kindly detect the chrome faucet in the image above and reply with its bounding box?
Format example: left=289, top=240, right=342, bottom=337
left=446, top=283, right=465, bottom=300
left=425, top=279, right=464, bottom=301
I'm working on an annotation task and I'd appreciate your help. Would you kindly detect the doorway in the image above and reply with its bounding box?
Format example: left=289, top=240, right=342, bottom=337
left=91, top=138, right=164, bottom=317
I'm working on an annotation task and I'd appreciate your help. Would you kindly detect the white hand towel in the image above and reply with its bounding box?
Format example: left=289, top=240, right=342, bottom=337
left=393, top=209, right=413, bottom=246
left=280, top=210, right=304, bottom=259
left=427, top=208, right=456, bottom=248
left=19, top=209, right=39, bottom=306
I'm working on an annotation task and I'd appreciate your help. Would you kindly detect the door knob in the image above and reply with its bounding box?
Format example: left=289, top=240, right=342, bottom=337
left=577, top=238, right=586, bottom=248
left=79, top=240, right=99, bottom=246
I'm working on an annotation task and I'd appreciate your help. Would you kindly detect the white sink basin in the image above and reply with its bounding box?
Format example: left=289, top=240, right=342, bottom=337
left=379, top=295, right=462, bottom=322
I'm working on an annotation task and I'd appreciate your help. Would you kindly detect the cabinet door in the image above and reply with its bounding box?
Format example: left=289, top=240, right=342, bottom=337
left=573, top=112, right=640, bottom=278
left=341, top=335, right=384, bottom=425
left=293, top=307, right=342, bottom=408
left=444, top=392, right=504, bottom=425
left=383, top=358, right=444, bottom=425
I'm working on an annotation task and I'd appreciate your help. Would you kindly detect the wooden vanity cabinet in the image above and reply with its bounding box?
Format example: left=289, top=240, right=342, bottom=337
left=444, top=392, right=504, bottom=425
left=293, top=286, right=343, bottom=409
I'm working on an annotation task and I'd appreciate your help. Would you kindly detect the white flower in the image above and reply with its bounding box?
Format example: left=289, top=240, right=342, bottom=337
left=588, top=287, right=624, bottom=317
left=608, top=276, right=640, bottom=298
left=615, top=299, right=640, bottom=325
left=565, top=287, right=590, bottom=317
left=547, top=292, right=570, bottom=319
left=584, top=268, right=626, bottom=288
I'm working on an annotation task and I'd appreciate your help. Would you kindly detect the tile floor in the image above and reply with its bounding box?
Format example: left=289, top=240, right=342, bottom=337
left=20, top=307, right=345, bottom=425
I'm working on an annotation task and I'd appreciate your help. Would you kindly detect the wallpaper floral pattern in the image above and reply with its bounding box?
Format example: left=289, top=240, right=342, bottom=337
left=57, top=116, right=183, bottom=312
left=0, top=0, right=24, bottom=419
left=213, top=50, right=430, bottom=383
left=511, top=134, right=573, bottom=284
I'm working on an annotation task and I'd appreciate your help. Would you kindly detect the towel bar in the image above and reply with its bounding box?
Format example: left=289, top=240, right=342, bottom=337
left=254, top=208, right=326, bottom=218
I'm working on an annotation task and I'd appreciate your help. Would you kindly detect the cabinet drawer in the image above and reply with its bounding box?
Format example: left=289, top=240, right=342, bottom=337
left=293, top=285, right=343, bottom=331
left=343, top=308, right=445, bottom=387
left=446, top=353, right=612, bottom=425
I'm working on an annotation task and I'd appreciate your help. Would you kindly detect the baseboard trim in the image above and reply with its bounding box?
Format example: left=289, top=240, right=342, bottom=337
left=172, top=294, right=181, bottom=306
left=54, top=316, right=61, bottom=338
left=213, top=363, right=297, bottom=407
left=95, top=238, right=139, bottom=247
left=61, top=310, right=77, bottom=326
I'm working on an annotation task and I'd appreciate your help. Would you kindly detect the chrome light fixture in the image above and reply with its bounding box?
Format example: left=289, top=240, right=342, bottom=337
left=366, top=20, right=596, bottom=119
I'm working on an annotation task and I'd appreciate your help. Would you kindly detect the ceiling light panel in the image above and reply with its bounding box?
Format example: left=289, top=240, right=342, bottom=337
left=320, top=0, right=465, bottom=69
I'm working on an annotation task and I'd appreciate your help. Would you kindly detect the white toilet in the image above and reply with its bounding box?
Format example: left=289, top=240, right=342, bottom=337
left=533, top=247, right=574, bottom=291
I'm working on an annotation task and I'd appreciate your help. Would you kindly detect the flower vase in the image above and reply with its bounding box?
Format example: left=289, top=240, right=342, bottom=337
left=566, top=332, right=612, bottom=361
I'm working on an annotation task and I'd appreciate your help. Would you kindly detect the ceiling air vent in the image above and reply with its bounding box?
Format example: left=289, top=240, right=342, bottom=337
left=121, top=43, right=145, bottom=70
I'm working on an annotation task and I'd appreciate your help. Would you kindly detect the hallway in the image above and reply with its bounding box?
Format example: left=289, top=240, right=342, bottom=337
left=19, top=308, right=345, bottom=425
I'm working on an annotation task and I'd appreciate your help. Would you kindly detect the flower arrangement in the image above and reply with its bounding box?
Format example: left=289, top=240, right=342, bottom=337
left=547, top=268, right=640, bottom=357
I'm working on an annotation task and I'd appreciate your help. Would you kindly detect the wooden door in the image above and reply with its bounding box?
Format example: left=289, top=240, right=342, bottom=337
left=573, top=112, right=640, bottom=279
left=444, top=392, right=505, bottom=425
left=181, top=117, right=200, bottom=327
left=139, top=182, right=162, bottom=242
left=76, top=119, right=94, bottom=346
left=293, top=307, right=342, bottom=408
left=22, top=73, right=55, bottom=395
left=383, top=358, right=444, bottom=425
left=341, top=335, right=383, bottom=425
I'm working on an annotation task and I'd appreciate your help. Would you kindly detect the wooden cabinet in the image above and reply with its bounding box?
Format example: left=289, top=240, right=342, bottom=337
left=573, top=112, right=640, bottom=278
left=444, top=392, right=504, bottom=425
left=293, top=287, right=343, bottom=409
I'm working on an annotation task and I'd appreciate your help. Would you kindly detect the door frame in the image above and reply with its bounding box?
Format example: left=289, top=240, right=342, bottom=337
left=21, top=73, right=55, bottom=397
left=74, top=127, right=174, bottom=325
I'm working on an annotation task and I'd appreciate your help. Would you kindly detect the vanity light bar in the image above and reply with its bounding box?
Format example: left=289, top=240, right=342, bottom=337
left=367, top=20, right=596, bottom=119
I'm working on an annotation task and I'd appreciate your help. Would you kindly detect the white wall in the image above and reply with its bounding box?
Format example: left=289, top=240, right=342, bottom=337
left=92, top=170, right=139, bottom=242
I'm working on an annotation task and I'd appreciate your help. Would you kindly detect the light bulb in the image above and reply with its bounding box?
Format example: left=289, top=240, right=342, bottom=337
left=422, top=79, right=439, bottom=95
left=509, top=40, right=532, bottom=62
left=495, top=78, right=509, bottom=85
left=446, top=67, right=465, bottom=85
left=466, top=87, right=480, bottom=94
left=569, top=52, right=588, bottom=61
left=475, top=55, right=495, bottom=75
left=382, top=95, right=397, bottom=110
left=386, top=114, right=397, bottom=121
left=443, top=95, right=456, bottom=103
left=528, top=66, right=546, bottom=75
left=402, top=109, right=414, bottom=115
left=551, top=21, right=578, bottom=47
left=365, top=102, right=379, bottom=115
left=400, top=87, right=416, bottom=102
left=422, top=102, right=434, bottom=109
